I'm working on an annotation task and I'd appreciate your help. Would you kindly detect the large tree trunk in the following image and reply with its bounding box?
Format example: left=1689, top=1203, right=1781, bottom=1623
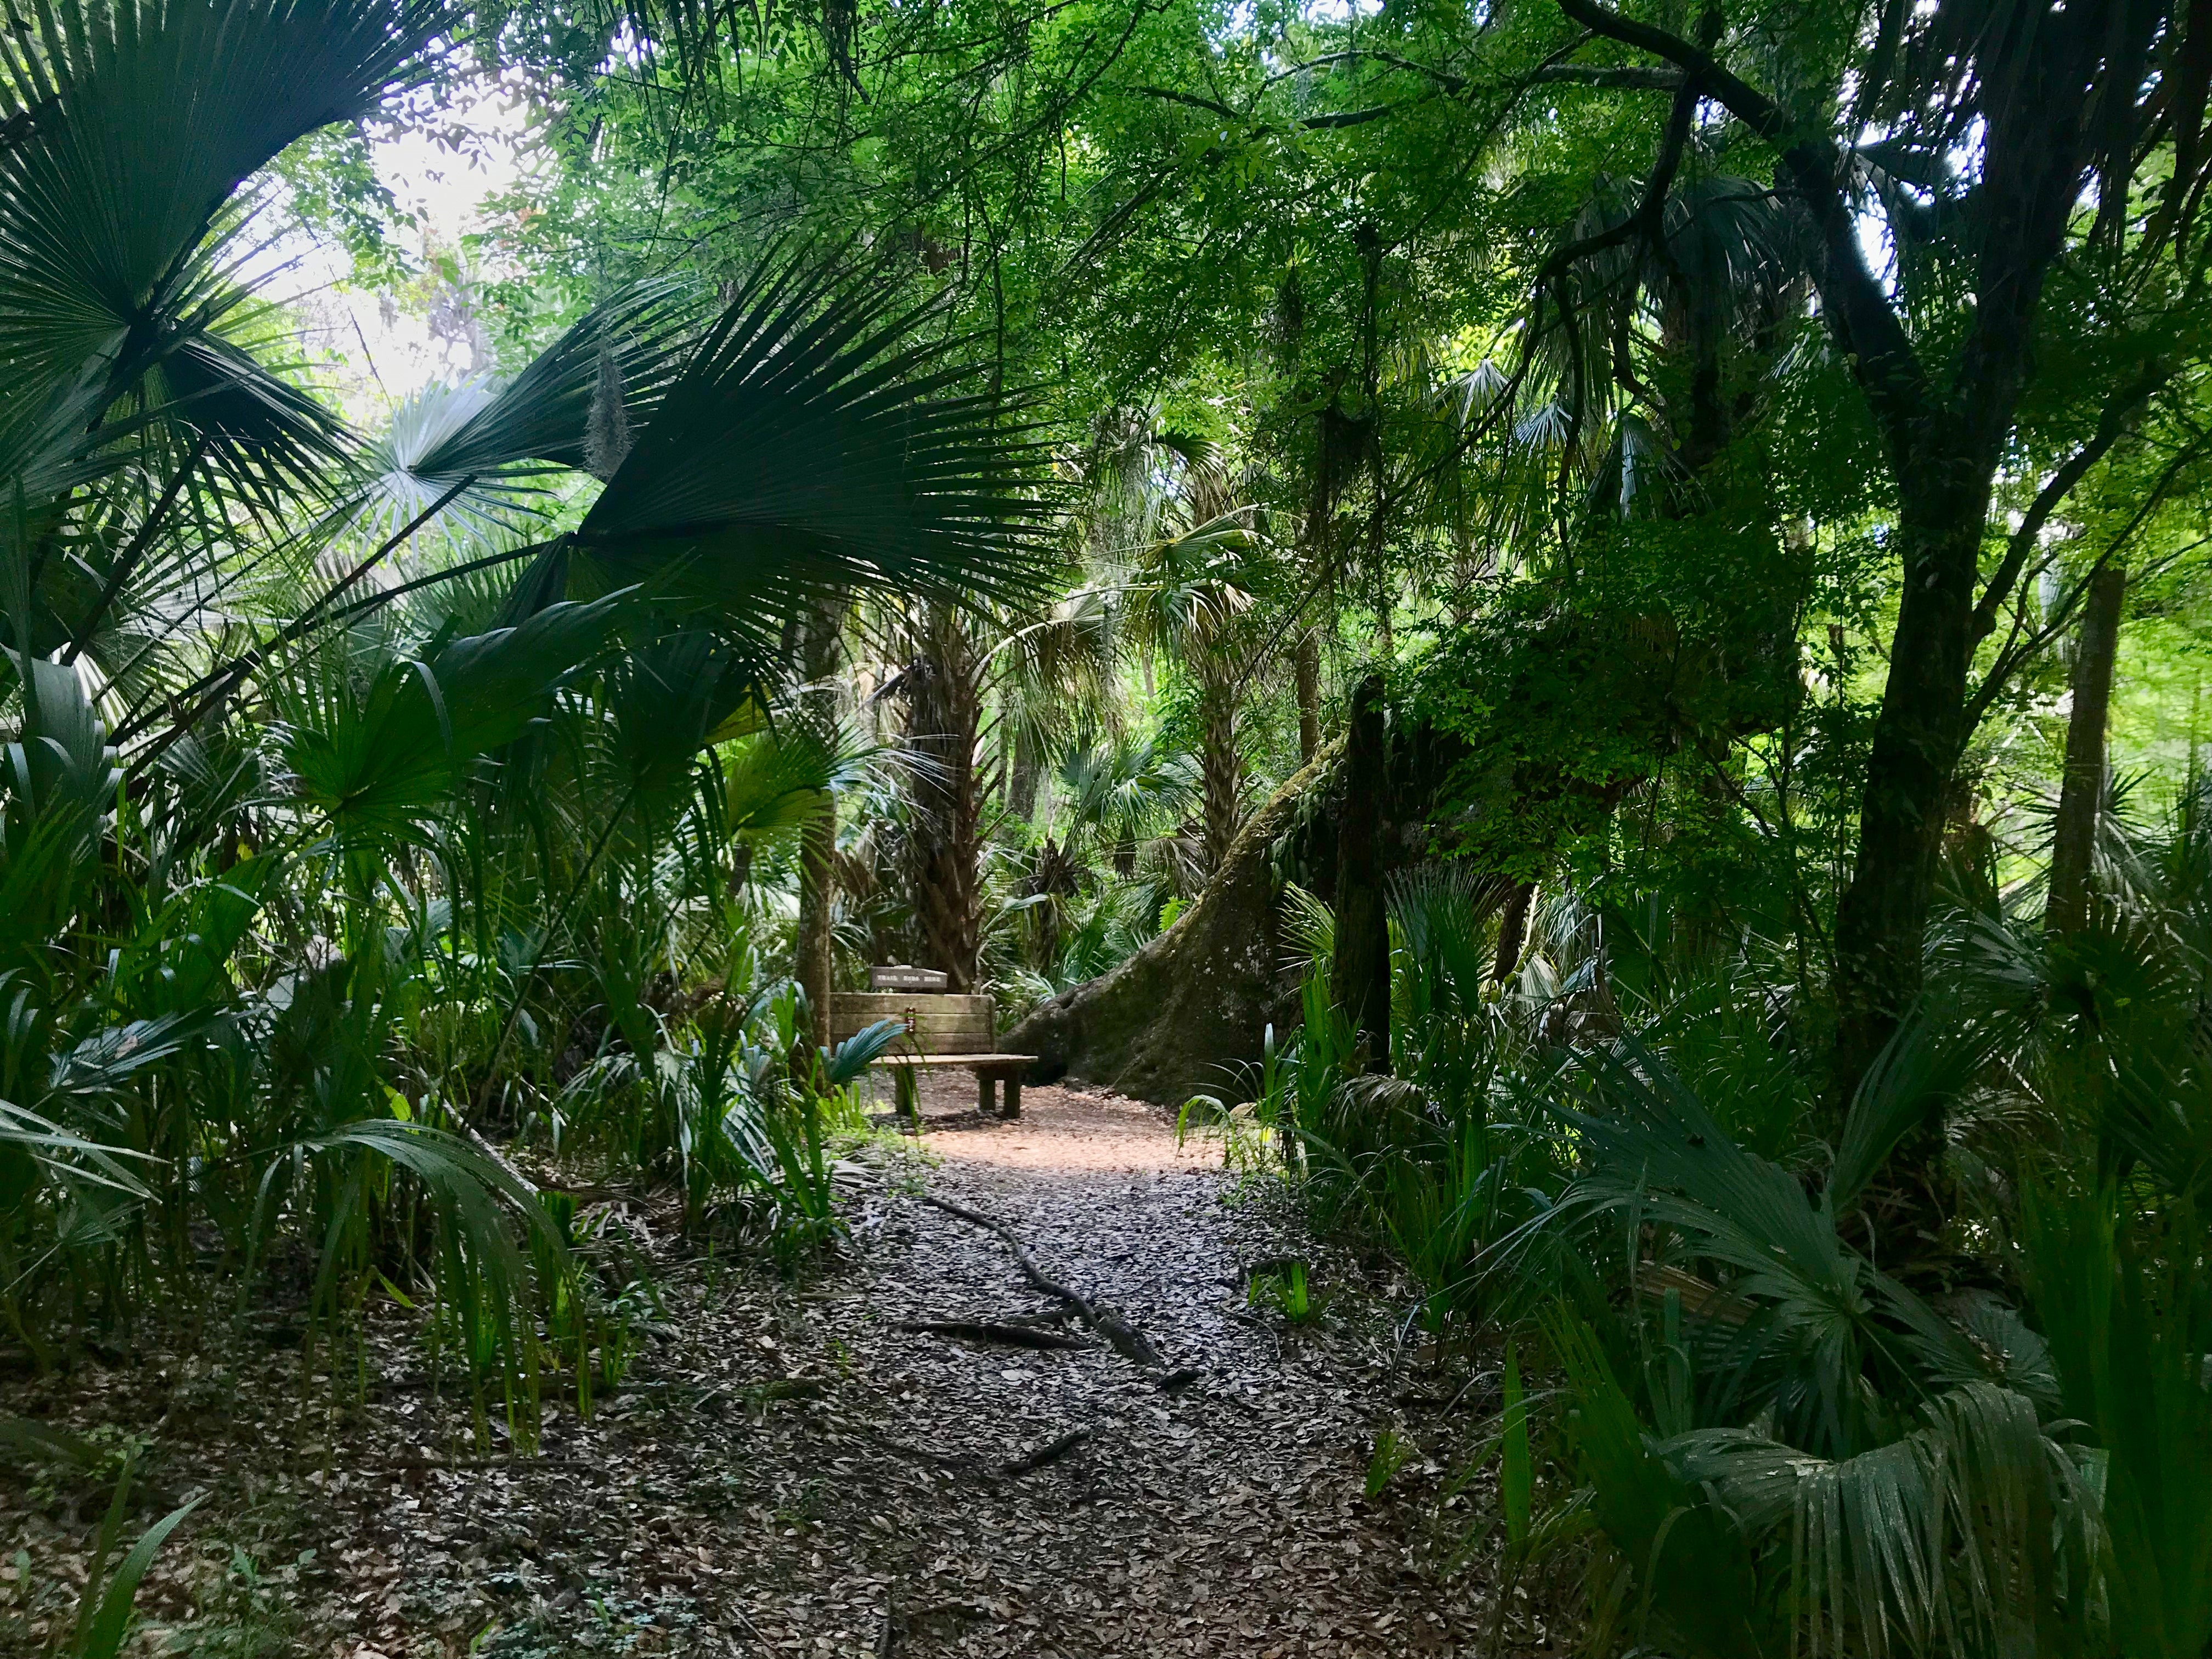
left=2046, top=563, right=2126, bottom=937
left=1005, top=740, right=1340, bottom=1104
left=795, top=599, right=842, bottom=1048
left=1331, top=673, right=1390, bottom=1070
left=1830, top=485, right=1989, bottom=1095
left=1829, top=453, right=2027, bottom=1271
left=907, top=604, right=984, bottom=990
left=1816, top=2, right=2106, bottom=1121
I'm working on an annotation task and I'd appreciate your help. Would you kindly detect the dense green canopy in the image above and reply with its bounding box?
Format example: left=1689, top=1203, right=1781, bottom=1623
left=5, top=0, right=2212, bottom=1649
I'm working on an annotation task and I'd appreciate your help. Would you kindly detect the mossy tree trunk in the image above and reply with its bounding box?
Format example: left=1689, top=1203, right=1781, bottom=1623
left=1005, top=740, right=1341, bottom=1104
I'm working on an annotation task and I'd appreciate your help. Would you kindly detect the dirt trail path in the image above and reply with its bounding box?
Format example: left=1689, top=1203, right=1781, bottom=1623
left=1, top=1084, right=1496, bottom=1658
left=693, top=1078, right=1494, bottom=1657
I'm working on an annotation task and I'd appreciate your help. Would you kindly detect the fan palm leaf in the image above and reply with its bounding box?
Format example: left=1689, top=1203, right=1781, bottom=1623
left=0, top=0, right=449, bottom=486
left=349, top=279, right=706, bottom=540
left=561, top=259, right=1057, bottom=645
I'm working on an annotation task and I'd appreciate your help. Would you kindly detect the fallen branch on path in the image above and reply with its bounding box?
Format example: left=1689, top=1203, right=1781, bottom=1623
left=864, top=1424, right=1098, bottom=1481
left=919, top=1195, right=1096, bottom=1313
left=893, top=1319, right=1100, bottom=1351
left=918, top=1194, right=1178, bottom=1375
left=999, top=1426, right=1093, bottom=1476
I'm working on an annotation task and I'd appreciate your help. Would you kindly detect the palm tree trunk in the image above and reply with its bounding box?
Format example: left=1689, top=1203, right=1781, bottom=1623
left=1199, top=673, right=1243, bottom=876
left=907, top=604, right=984, bottom=990
left=1295, top=630, right=1321, bottom=763
left=1331, top=672, right=1390, bottom=1071
left=795, top=597, right=842, bottom=1048
left=2046, top=563, right=2126, bottom=937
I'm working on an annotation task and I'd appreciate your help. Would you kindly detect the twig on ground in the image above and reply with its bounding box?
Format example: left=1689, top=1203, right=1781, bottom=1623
left=865, top=1430, right=979, bottom=1473
left=918, top=1193, right=1182, bottom=1375
left=893, top=1319, right=1100, bottom=1351
left=998, top=1426, right=1094, bottom=1476
left=1229, top=1307, right=1284, bottom=1362
left=366, top=1454, right=592, bottom=1472
left=863, top=1423, right=1096, bottom=1482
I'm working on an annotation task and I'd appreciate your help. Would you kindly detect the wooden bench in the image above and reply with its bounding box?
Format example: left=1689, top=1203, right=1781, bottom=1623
left=829, top=984, right=1036, bottom=1119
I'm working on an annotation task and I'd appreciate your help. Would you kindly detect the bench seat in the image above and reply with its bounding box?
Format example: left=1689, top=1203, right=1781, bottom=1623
left=831, top=988, right=1036, bottom=1119
left=871, top=1052, right=1036, bottom=1116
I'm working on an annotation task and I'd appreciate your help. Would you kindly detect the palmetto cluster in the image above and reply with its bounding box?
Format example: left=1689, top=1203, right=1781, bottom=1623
left=0, top=0, right=1048, bottom=1423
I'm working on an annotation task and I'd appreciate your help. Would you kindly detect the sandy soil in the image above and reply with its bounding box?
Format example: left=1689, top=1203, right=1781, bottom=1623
left=882, top=1072, right=1226, bottom=1173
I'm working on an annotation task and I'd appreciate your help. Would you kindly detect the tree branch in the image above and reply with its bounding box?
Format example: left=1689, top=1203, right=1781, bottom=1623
left=1532, top=63, right=1685, bottom=89
left=1550, top=0, right=1931, bottom=444
left=1552, top=0, right=1783, bottom=134
left=1300, top=101, right=1414, bottom=129
left=1133, top=84, right=1243, bottom=122
left=1132, top=81, right=1426, bottom=131
left=1970, top=365, right=2170, bottom=641
left=1262, top=48, right=1469, bottom=92
left=1964, top=433, right=2212, bottom=731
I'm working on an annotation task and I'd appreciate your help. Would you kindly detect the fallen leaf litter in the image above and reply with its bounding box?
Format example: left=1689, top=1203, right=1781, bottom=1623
left=0, top=1080, right=1505, bottom=1656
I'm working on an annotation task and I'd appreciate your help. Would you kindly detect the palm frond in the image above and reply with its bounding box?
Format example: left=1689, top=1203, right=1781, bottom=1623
left=0, top=0, right=449, bottom=483
left=278, top=595, right=623, bottom=850
left=567, top=257, right=1057, bottom=639
left=351, top=279, right=705, bottom=538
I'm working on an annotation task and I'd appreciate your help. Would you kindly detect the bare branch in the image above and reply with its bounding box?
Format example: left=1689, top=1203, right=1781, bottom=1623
left=1970, top=364, right=2171, bottom=642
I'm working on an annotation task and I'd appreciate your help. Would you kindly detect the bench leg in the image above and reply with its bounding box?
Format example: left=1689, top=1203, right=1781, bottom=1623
left=976, top=1071, right=997, bottom=1115
left=895, top=1067, right=919, bottom=1126
left=1002, top=1075, right=1022, bottom=1120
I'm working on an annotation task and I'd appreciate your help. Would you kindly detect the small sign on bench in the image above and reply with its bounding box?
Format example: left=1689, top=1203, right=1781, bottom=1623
left=868, top=963, right=951, bottom=991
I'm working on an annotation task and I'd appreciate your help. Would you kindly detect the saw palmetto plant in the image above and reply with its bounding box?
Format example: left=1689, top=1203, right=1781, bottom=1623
left=0, top=0, right=1049, bottom=1429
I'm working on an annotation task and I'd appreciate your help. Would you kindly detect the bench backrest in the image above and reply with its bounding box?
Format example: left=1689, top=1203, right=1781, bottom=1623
left=827, top=991, right=996, bottom=1055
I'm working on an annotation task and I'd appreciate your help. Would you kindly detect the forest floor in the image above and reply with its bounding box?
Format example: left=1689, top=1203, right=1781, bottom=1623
left=2, top=1081, right=1514, bottom=1658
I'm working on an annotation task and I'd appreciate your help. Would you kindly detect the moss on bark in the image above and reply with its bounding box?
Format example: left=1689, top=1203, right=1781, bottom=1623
left=1005, top=740, right=1343, bottom=1105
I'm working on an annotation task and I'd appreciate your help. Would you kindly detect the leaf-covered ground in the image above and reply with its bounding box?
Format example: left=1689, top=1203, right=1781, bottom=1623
left=2, top=1084, right=1509, bottom=1656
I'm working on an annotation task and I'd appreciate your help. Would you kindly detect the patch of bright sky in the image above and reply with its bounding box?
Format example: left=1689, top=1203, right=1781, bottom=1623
left=286, top=78, right=538, bottom=428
